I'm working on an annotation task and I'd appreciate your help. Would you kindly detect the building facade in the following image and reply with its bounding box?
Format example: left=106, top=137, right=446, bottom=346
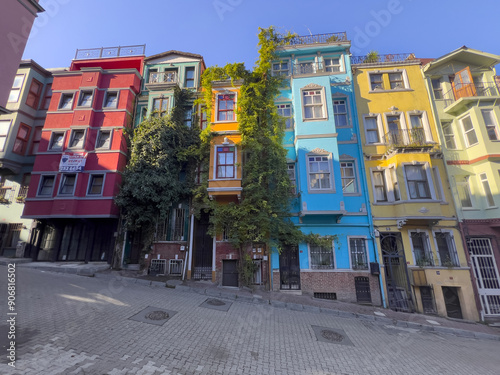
left=422, top=47, right=500, bottom=321
left=269, top=33, right=381, bottom=305
left=22, top=45, right=144, bottom=263
left=0, top=60, right=55, bottom=256
left=353, top=53, right=478, bottom=320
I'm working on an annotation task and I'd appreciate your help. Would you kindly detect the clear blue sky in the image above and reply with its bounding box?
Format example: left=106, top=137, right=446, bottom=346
left=23, top=0, right=500, bottom=72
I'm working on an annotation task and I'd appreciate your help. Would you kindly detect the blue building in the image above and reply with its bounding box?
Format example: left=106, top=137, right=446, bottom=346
left=271, top=32, right=382, bottom=305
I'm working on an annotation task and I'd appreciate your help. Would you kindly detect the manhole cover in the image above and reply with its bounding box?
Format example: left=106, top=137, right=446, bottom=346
left=207, top=299, right=226, bottom=306
left=145, top=311, right=170, bottom=320
left=321, top=330, right=344, bottom=342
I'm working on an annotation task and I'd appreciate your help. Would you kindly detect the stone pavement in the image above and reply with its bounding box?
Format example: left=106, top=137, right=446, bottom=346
left=1, top=264, right=499, bottom=375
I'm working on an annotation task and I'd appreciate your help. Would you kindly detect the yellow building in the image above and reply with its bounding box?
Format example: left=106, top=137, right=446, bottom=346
left=352, top=53, right=478, bottom=320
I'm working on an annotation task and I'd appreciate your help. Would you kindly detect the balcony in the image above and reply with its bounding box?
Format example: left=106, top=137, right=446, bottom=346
left=277, top=32, right=347, bottom=46
left=443, top=81, right=500, bottom=114
left=145, top=71, right=178, bottom=91
left=384, top=129, right=434, bottom=151
left=351, top=53, right=417, bottom=66
left=292, top=62, right=341, bottom=76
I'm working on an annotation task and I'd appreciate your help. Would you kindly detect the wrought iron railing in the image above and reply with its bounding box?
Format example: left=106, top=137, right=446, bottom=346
left=442, top=81, right=500, bottom=107
left=16, top=185, right=29, bottom=202
left=384, top=129, right=432, bottom=148
left=148, top=71, right=178, bottom=84
left=277, top=32, right=348, bottom=46
left=74, top=45, right=146, bottom=60
left=351, top=53, right=416, bottom=65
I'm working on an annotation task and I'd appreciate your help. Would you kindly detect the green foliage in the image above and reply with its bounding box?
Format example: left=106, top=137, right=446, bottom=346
left=115, top=86, right=200, bottom=255
left=364, top=50, right=380, bottom=63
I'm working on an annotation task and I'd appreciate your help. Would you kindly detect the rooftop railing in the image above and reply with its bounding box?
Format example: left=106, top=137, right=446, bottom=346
left=74, top=45, right=146, bottom=60
left=277, top=32, right=348, bottom=46
left=351, top=53, right=416, bottom=65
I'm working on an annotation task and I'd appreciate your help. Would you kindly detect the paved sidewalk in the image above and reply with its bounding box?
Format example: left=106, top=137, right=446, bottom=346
left=0, top=257, right=109, bottom=276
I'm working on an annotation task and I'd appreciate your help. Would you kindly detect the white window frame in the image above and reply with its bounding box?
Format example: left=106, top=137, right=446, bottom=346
left=37, top=174, right=56, bottom=197
left=306, top=152, right=334, bottom=193
left=48, top=131, right=66, bottom=151
left=402, top=162, right=435, bottom=200
left=332, top=97, right=350, bottom=128
left=8, top=74, right=25, bottom=103
left=431, top=78, right=443, bottom=100
left=368, top=69, right=410, bottom=92
left=58, top=92, right=74, bottom=110
left=213, top=144, right=237, bottom=180
left=77, top=90, right=94, bottom=108
left=301, top=86, right=327, bottom=121
left=481, top=109, right=500, bottom=141
left=323, top=55, right=343, bottom=73
left=58, top=173, right=77, bottom=196
left=68, top=128, right=86, bottom=150
left=408, top=230, right=434, bottom=267
left=406, top=111, right=433, bottom=143
left=87, top=173, right=105, bottom=196
left=372, top=169, right=388, bottom=203
left=363, top=114, right=383, bottom=144
left=460, top=115, right=478, bottom=148
left=371, top=166, right=399, bottom=203
left=214, top=90, right=237, bottom=123
left=308, top=241, right=335, bottom=270
left=455, top=175, right=474, bottom=209
left=103, top=91, right=119, bottom=109
left=276, top=103, right=293, bottom=130
left=95, top=129, right=112, bottom=150
left=479, top=172, right=496, bottom=208
left=271, top=59, right=290, bottom=77
left=384, top=112, right=407, bottom=143
left=287, top=163, right=296, bottom=195
left=339, top=159, right=359, bottom=195
left=0, top=120, right=12, bottom=152
left=432, top=230, right=460, bottom=267
left=441, top=121, right=457, bottom=149
left=348, top=236, right=369, bottom=270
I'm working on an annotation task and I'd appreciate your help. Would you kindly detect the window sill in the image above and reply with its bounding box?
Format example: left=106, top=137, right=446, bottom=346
left=307, top=189, right=336, bottom=194
left=303, top=118, right=328, bottom=122
left=212, top=120, right=237, bottom=124
left=485, top=206, right=499, bottom=210
left=462, top=207, right=480, bottom=211
left=368, top=88, right=413, bottom=93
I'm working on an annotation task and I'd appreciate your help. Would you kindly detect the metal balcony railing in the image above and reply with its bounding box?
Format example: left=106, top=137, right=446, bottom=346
left=384, top=129, right=432, bottom=148
left=148, top=71, right=178, bottom=84
left=17, top=185, right=29, bottom=199
left=351, top=53, right=416, bottom=65
left=292, top=61, right=342, bottom=75
left=443, top=81, right=500, bottom=107
left=277, top=32, right=348, bottom=46
left=74, top=45, right=146, bottom=60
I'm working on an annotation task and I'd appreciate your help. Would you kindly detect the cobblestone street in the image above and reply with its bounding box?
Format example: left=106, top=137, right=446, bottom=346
left=1, top=265, right=499, bottom=375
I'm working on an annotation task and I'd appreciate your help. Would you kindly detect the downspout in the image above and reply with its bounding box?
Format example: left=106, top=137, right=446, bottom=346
left=184, top=213, right=195, bottom=281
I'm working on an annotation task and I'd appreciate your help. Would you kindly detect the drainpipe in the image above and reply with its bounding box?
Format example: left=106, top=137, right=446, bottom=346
left=184, top=213, right=195, bottom=281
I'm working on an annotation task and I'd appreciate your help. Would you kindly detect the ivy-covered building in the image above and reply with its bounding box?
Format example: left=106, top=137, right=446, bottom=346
left=270, top=33, right=381, bottom=305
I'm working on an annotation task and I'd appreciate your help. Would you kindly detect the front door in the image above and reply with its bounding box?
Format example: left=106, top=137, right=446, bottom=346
left=222, top=260, right=238, bottom=287
left=442, top=287, right=463, bottom=319
left=279, top=245, right=300, bottom=290
left=193, top=212, right=213, bottom=280
left=355, top=276, right=372, bottom=304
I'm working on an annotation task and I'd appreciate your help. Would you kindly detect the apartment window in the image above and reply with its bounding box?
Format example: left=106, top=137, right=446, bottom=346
left=389, top=72, right=404, bottom=89
left=302, top=89, right=325, bottom=120
left=152, top=97, right=169, bottom=117
left=287, top=163, right=296, bottom=194
left=391, top=167, right=400, bottom=201
left=405, top=165, right=431, bottom=199
left=148, top=68, right=158, bottom=83
left=217, top=94, right=235, bottom=122
left=103, top=92, right=118, bottom=108
left=200, top=110, right=207, bottom=130
left=12, top=123, right=31, bottom=155
left=216, top=146, right=235, bottom=178
left=410, top=231, right=434, bottom=266
left=442, top=122, right=457, bottom=149
left=333, top=99, right=348, bottom=127
left=183, top=107, right=193, bottom=128
left=30, top=126, right=42, bottom=155
left=432, top=78, right=443, bottom=99
left=184, top=67, right=195, bottom=88
left=310, top=244, right=334, bottom=269
left=324, top=57, right=341, bottom=72
left=156, top=208, right=187, bottom=241
left=26, top=79, right=43, bottom=109
left=59, top=93, right=74, bottom=110
left=48, top=132, right=65, bottom=151
left=8, top=75, right=24, bottom=102
left=350, top=238, right=368, bottom=270
left=41, top=83, right=52, bottom=110
left=372, top=171, right=387, bottom=202
left=434, top=232, right=459, bottom=267
left=308, top=155, right=332, bottom=190
left=457, top=177, right=473, bottom=208
left=297, top=60, right=316, bottom=75
left=87, top=174, right=104, bottom=195
left=59, top=174, right=77, bottom=195
left=69, top=129, right=85, bottom=149
left=0, top=120, right=11, bottom=152
left=340, top=161, right=357, bottom=194
left=365, top=116, right=381, bottom=144
left=386, top=115, right=401, bottom=134
left=481, top=109, right=499, bottom=141
left=96, top=130, right=111, bottom=149
left=78, top=91, right=93, bottom=107
left=38, top=175, right=55, bottom=196
left=370, top=73, right=384, bottom=90
left=272, top=61, right=289, bottom=76
left=277, top=103, right=293, bottom=129
left=479, top=173, right=495, bottom=207
left=432, top=167, right=444, bottom=202
left=461, top=116, right=478, bottom=147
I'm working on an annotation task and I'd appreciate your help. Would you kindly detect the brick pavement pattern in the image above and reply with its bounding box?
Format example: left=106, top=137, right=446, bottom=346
left=0, top=265, right=499, bottom=375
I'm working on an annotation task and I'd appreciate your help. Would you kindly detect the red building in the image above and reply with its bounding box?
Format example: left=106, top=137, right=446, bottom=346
left=22, top=46, right=145, bottom=263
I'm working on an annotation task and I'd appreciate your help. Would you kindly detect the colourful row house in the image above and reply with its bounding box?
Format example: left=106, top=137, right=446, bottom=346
left=22, top=45, right=144, bottom=262
left=270, top=33, right=381, bottom=305
left=422, top=47, right=500, bottom=321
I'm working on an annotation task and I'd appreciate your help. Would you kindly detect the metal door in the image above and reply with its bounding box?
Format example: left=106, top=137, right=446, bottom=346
left=420, top=286, right=437, bottom=314
left=442, top=287, right=463, bottom=319
left=467, top=238, right=500, bottom=316
left=193, top=212, right=213, bottom=280
left=222, top=260, right=238, bottom=287
left=355, top=276, right=372, bottom=304
left=380, top=233, right=413, bottom=312
left=279, top=245, right=301, bottom=290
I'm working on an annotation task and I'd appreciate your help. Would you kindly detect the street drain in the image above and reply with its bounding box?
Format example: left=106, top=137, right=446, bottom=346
left=206, top=299, right=226, bottom=306
left=321, top=330, right=344, bottom=342
left=146, top=311, right=169, bottom=320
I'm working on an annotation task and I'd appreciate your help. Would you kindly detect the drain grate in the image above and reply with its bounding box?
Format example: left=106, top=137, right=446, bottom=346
left=129, top=307, right=177, bottom=326
left=146, top=311, right=170, bottom=320
left=321, top=329, right=344, bottom=342
left=206, top=299, right=226, bottom=306
left=311, top=325, right=354, bottom=346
